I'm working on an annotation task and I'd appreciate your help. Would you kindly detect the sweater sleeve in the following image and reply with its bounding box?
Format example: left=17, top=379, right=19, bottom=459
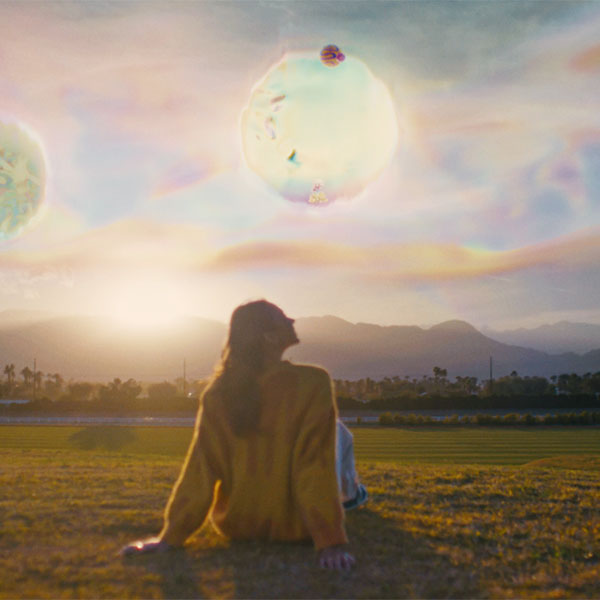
left=291, top=370, right=348, bottom=550
left=159, top=402, right=221, bottom=546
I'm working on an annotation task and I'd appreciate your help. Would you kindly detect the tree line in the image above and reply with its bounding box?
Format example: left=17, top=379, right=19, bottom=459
left=335, top=368, right=600, bottom=411
left=334, top=367, right=600, bottom=399
left=1, top=363, right=600, bottom=414
left=0, top=363, right=209, bottom=414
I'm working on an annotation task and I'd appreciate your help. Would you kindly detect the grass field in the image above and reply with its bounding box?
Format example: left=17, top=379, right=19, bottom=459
left=2, top=424, right=600, bottom=464
left=1, top=425, right=600, bottom=598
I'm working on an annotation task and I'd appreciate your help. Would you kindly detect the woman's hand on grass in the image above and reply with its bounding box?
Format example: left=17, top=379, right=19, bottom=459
left=318, top=545, right=355, bottom=571
left=120, top=536, right=174, bottom=557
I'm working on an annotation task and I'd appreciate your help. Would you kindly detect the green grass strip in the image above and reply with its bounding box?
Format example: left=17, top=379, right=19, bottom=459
left=1, top=425, right=598, bottom=465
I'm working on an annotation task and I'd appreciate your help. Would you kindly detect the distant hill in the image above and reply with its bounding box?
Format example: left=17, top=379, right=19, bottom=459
left=289, top=317, right=599, bottom=380
left=0, top=311, right=598, bottom=382
left=481, top=321, right=600, bottom=355
left=0, top=312, right=227, bottom=382
left=0, top=310, right=55, bottom=327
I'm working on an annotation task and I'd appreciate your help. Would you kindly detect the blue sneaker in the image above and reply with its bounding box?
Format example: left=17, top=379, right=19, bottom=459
left=343, top=484, right=368, bottom=511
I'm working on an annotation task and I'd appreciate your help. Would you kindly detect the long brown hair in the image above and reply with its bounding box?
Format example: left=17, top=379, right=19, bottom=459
left=210, top=300, right=289, bottom=436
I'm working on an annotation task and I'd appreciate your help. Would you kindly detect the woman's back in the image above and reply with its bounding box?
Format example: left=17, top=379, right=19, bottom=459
left=198, top=361, right=347, bottom=548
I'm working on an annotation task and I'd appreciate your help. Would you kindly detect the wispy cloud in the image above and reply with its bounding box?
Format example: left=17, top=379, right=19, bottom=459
left=0, top=219, right=212, bottom=271
left=204, top=227, right=600, bottom=282
left=1, top=219, right=598, bottom=283
left=0, top=268, right=74, bottom=300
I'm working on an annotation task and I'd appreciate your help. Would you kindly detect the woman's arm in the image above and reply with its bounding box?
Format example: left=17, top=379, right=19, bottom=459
left=292, top=369, right=349, bottom=553
left=158, top=404, right=222, bottom=546
left=122, top=403, right=221, bottom=555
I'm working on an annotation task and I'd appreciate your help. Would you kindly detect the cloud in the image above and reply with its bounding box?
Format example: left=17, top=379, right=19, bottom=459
left=205, top=227, right=600, bottom=282
left=0, top=219, right=214, bottom=272
left=0, top=267, right=74, bottom=299
left=1, top=216, right=597, bottom=283
left=571, top=43, right=600, bottom=72
left=397, top=6, right=600, bottom=248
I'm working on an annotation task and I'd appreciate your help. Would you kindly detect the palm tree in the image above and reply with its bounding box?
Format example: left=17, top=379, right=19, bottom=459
left=44, top=373, right=63, bottom=396
left=4, top=363, right=15, bottom=387
left=109, top=378, right=122, bottom=394
left=432, top=366, right=448, bottom=393
left=21, top=366, right=33, bottom=387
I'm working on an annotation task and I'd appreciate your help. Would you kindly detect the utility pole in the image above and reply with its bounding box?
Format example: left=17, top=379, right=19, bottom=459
left=33, top=358, right=37, bottom=400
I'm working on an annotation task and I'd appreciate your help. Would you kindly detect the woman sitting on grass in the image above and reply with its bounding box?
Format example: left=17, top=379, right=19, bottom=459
left=122, top=300, right=366, bottom=570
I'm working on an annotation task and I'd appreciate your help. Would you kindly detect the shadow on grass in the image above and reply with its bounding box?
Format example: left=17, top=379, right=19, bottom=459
left=121, top=506, right=483, bottom=599
left=128, top=549, right=205, bottom=599
left=342, top=507, right=483, bottom=599
left=69, top=426, right=137, bottom=450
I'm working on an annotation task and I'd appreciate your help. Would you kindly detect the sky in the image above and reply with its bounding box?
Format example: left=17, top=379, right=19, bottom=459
left=0, top=0, right=599, bottom=331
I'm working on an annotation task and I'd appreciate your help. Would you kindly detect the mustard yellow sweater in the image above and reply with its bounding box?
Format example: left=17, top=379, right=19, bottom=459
left=159, top=361, right=348, bottom=550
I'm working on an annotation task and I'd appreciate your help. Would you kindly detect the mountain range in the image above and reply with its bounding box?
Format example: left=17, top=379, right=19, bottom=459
left=481, top=322, right=600, bottom=355
left=0, top=311, right=598, bottom=382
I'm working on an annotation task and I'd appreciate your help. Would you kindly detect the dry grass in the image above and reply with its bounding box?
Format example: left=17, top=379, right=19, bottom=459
left=1, top=447, right=600, bottom=599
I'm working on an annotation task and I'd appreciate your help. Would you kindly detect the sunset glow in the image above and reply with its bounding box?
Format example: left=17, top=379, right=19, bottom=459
left=104, top=277, right=187, bottom=332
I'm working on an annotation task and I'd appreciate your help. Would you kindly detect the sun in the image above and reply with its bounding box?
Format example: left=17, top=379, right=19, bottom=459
left=104, top=276, right=187, bottom=333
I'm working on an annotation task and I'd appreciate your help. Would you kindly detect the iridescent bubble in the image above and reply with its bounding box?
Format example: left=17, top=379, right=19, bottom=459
left=240, top=52, right=398, bottom=206
left=0, top=119, right=46, bottom=240
left=320, top=44, right=346, bottom=68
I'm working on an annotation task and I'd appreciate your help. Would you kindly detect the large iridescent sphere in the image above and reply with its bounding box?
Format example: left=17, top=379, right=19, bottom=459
left=0, top=120, right=46, bottom=240
left=241, top=52, right=398, bottom=206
